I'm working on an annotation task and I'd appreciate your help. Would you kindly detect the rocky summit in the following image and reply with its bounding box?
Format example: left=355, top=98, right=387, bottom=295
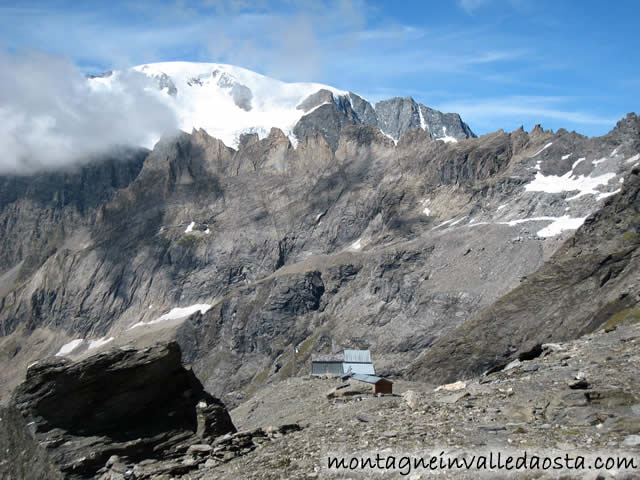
left=0, top=65, right=639, bottom=478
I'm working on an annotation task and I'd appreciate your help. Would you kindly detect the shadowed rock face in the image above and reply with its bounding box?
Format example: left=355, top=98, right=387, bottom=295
left=0, top=342, right=235, bottom=479
left=0, top=149, right=147, bottom=276
left=293, top=99, right=358, bottom=150
left=292, top=91, right=475, bottom=150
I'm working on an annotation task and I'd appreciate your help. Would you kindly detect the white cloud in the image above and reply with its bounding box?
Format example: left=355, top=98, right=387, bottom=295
left=458, top=0, right=491, bottom=14
left=0, top=50, right=178, bottom=173
left=0, top=1, right=368, bottom=83
left=457, top=0, right=531, bottom=14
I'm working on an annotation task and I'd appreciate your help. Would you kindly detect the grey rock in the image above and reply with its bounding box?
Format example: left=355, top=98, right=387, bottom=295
left=230, top=83, right=253, bottom=111
left=292, top=90, right=474, bottom=149
left=347, top=92, right=378, bottom=126
left=503, top=359, right=521, bottom=371
left=374, top=97, right=474, bottom=141
left=356, top=413, right=374, bottom=423
left=0, top=342, right=235, bottom=479
left=622, top=434, right=640, bottom=447
left=293, top=97, right=358, bottom=150
left=211, top=70, right=253, bottom=111
left=477, top=424, right=506, bottom=431
left=296, top=89, right=335, bottom=113
left=436, top=391, right=470, bottom=404
left=187, top=444, right=213, bottom=456
left=152, top=72, right=178, bottom=96
left=568, top=378, right=590, bottom=389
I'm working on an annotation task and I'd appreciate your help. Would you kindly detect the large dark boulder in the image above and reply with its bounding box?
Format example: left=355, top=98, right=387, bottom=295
left=0, top=341, right=235, bottom=479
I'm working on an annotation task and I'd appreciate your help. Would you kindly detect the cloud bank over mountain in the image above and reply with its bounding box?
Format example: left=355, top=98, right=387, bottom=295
left=0, top=50, right=178, bottom=173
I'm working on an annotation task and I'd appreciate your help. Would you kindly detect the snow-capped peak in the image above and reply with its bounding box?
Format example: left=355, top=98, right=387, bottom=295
left=91, top=61, right=348, bottom=148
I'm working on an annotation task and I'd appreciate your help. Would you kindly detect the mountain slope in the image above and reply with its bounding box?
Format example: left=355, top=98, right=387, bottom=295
left=0, top=111, right=636, bottom=405
left=407, top=163, right=640, bottom=383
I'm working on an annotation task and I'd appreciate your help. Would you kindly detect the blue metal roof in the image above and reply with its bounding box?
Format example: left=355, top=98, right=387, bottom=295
left=351, top=374, right=392, bottom=384
left=342, top=362, right=375, bottom=376
left=343, top=349, right=371, bottom=363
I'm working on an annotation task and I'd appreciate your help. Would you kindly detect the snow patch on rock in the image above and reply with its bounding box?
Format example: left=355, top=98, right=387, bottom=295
left=56, top=339, right=85, bottom=357
left=129, top=304, right=212, bottom=329
left=88, top=337, right=114, bottom=350
left=526, top=167, right=616, bottom=200
left=536, top=216, right=587, bottom=238
left=531, top=142, right=553, bottom=157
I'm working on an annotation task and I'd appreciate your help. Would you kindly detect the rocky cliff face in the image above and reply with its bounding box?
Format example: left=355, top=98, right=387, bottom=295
left=0, top=110, right=638, bottom=413
left=294, top=92, right=475, bottom=149
left=0, top=149, right=147, bottom=278
left=374, top=97, right=474, bottom=141
left=0, top=341, right=235, bottom=479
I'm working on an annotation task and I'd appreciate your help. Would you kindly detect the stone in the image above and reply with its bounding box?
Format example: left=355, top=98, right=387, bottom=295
left=477, top=424, right=507, bottom=431
left=435, top=381, right=466, bottom=392
left=402, top=390, right=419, bottom=409
left=502, top=406, right=536, bottom=423
left=503, top=359, right=521, bottom=371
left=604, top=417, right=640, bottom=434
left=586, top=389, right=637, bottom=407
left=568, top=378, right=590, bottom=389
left=0, top=342, right=235, bottom=479
left=187, top=444, right=213, bottom=456
left=621, top=435, right=640, bottom=447
left=278, top=424, right=302, bottom=434
left=356, top=413, right=374, bottom=423
left=437, top=391, right=470, bottom=404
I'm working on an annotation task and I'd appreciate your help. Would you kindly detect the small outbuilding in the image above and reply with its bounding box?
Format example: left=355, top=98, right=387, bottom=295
left=350, top=374, right=393, bottom=394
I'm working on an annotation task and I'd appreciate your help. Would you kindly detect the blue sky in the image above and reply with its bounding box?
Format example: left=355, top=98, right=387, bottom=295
left=0, top=0, right=638, bottom=136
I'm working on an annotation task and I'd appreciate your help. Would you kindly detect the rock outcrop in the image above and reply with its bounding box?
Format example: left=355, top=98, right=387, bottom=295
left=292, top=92, right=475, bottom=150
left=0, top=342, right=235, bottom=479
